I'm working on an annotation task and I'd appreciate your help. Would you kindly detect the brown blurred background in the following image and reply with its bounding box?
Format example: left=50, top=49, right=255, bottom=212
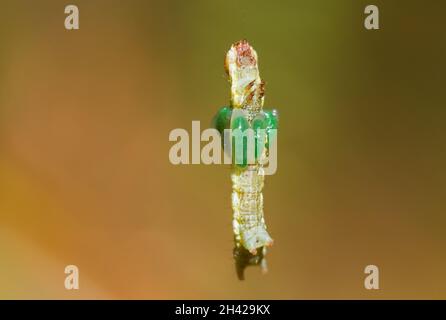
left=0, top=0, right=445, bottom=299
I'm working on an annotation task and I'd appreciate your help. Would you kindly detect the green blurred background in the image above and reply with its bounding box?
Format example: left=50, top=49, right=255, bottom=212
left=0, top=0, right=445, bottom=299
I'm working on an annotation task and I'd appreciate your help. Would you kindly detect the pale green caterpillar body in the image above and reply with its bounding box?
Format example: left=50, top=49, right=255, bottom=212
left=214, top=40, right=278, bottom=255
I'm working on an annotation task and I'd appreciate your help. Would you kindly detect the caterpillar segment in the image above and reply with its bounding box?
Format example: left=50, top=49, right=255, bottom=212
left=232, top=165, right=273, bottom=255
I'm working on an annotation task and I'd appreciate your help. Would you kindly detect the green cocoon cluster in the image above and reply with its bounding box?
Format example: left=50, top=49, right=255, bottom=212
left=212, top=106, right=278, bottom=168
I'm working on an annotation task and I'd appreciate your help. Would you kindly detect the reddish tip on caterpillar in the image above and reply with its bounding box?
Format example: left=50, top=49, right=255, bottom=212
left=225, top=39, right=257, bottom=75
left=233, top=39, right=257, bottom=67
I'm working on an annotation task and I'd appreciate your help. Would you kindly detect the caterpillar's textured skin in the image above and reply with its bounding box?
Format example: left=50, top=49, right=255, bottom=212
left=225, top=40, right=274, bottom=255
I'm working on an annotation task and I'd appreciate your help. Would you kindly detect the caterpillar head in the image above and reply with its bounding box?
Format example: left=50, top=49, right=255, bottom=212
left=241, top=226, right=273, bottom=255
left=225, top=40, right=264, bottom=110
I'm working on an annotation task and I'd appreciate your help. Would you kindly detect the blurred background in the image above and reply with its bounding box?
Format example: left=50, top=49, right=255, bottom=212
left=0, top=0, right=445, bottom=299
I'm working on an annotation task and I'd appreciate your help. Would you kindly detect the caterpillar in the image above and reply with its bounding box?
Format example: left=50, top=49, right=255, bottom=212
left=213, top=40, right=278, bottom=257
